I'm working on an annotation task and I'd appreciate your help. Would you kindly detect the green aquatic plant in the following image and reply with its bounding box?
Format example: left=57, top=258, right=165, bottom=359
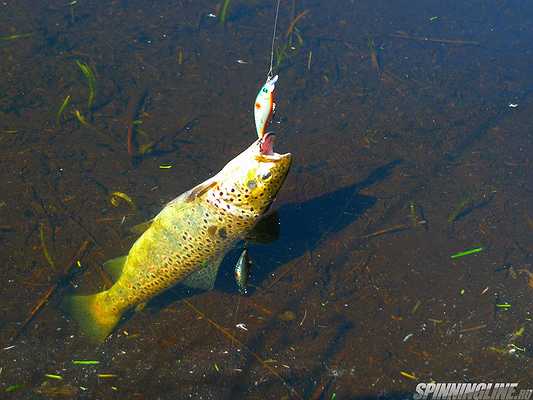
left=273, top=11, right=307, bottom=70
left=75, top=60, right=96, bottom=110
left=218, top=0, right=232, bottom=25
left=448, top=187, right=495, bottom=223
left=450, top=247, right=483, bottom=259
left=72, top=360, right=100, bottom=365
left=56, top=95, right=71, bottom=125
left=273, top=29, right=303, bottom=70
left=0, top=33, right=32, bottom=41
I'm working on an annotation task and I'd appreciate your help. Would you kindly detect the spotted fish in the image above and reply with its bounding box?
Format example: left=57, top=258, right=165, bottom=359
left=62, top=133, right=291, bottom=342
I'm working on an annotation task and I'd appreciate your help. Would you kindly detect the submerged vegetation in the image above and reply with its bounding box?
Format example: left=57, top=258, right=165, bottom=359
left=448, top=187, right=496, bottom=224
left=274, top=9, right=309, bottom=69
left=218, top=0, right=232, bottom=25
left=55, top=95, right=71, bottom=125
left=0, top=32, right=32, bottom=41
left=75, top=60, right=96, bottom=111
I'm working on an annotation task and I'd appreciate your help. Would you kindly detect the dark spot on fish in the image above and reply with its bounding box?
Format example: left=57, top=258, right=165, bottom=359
left=218, top=228, right=227, bottom=239
left=207, top=225, right=217, bottom=236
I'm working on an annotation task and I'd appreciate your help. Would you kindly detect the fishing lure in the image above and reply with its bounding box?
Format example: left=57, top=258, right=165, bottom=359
left=253, top=0, right=281, bottom=140
left=254, top=74, right=278, bottom=139
left=234, top=247, right=252, bottom=295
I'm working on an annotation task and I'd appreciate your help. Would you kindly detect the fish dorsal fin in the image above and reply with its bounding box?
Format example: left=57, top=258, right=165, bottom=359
left=134, top=180, right=217, bottom=230
left=180, top=254, right=224, bottom=291
left=103, top=255, right=127, bottom=282
left=245, top=211, right=280, bottom=244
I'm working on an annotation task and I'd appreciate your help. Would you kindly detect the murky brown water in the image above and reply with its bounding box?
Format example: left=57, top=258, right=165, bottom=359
left=1, top=0, right=533, bottom=398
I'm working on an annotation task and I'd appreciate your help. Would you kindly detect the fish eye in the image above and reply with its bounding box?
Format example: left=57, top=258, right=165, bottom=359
left=262, top=88, right=268, bottom=93
left=261, top=171, right=271, bottom=180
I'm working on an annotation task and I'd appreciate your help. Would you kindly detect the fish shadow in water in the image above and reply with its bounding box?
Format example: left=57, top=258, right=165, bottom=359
left=149, top=160, right=401, bottom=308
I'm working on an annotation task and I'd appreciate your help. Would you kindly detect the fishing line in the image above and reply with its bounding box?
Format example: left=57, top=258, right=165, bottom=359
left=267, top=0, right=281, bottom=79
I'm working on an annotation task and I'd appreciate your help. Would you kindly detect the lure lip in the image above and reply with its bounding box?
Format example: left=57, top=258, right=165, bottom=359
left=265, top=74, right=279, bottom=90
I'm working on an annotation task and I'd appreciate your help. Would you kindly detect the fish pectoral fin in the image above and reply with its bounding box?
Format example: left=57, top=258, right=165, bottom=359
left=185, top=179, right=217, bottom=202
left=103, top=256, right=127, bottom=282
left=180, top=255, right=224, bottom=291
left=245, top=211, right=280, bottom=244
left=129, top=219, right=153, bottom=235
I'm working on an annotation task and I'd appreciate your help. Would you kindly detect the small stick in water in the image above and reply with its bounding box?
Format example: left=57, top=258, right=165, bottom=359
left=125, top=86, right=147, bottom=158
left=183, top=299, right=303, bottom=400
left=10, top=240, right=91, bottom=341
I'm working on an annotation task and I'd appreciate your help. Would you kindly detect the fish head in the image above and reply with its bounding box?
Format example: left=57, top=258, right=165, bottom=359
left=213, top=132, right=291, bottom=218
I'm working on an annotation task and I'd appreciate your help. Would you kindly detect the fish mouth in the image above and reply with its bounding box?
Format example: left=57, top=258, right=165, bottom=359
left=258, top=132, right=291, bottom=162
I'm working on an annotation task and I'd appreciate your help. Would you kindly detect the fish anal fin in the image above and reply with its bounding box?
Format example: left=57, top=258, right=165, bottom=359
left=181, top=255, right=224, bottom=291
left=103, top=256, right=127, bottom=282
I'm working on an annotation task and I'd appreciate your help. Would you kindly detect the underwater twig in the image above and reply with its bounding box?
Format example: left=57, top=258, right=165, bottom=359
left=264, top=262, right=296, bottom=290
left=458, top=324, right=487, bottom=333
left=286, top=9, right=309, bottom=38
left=47, top=187, right=102, bottom=248
left=10, top=240, right=91, bottom=342
left=308, top=378, right=327, bottom=400
left=183, top=299, right=303, bottom=400
left=125, top=86, right=147, bottom=158
left=360, top=223, right=411, bottom=239
left=368, top=37, right=381, bottom=78
left=39, top=222, right=56, bottom=268
left=409, top=202, right=418, bottom=227
left=389, top=32, right=479, bottom=46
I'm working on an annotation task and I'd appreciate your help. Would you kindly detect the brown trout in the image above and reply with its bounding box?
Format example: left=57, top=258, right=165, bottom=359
left=63, top=133, right=291, bottom=342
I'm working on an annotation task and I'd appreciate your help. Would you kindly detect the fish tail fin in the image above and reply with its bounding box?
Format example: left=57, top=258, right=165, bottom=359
left=61, top=292, right=121, bottom=343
